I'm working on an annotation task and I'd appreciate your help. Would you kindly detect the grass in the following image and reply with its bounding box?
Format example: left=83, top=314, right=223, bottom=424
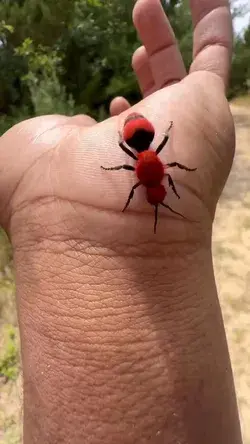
left=0, top=325, right=19, bottom=381
left=0, top=229, right=21, bottom=444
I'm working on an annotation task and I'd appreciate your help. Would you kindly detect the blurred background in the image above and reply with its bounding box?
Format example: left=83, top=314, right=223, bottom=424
left=0, top=1, right=250, bottom=443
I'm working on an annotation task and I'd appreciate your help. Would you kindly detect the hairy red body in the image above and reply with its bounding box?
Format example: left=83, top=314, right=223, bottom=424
left=136, top=150, right=165, bottom=189
left=101, top=113, right=196, bottom=233
left=123, top=114, right=155, bottom=143
left=146, top=184, right=167, bottom=206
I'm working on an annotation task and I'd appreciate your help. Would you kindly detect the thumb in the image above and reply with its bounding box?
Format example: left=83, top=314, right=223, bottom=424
left=0, top=115, right=73, bottom=229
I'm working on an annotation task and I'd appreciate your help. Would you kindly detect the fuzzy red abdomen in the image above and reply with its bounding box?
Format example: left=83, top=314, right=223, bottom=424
left=146, top=185, right=167, bottom=205
left=136, top=150, right=164, bottom=187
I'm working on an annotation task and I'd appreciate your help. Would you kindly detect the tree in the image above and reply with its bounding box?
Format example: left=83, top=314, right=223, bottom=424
left=0, top=0, right=249, bottom=135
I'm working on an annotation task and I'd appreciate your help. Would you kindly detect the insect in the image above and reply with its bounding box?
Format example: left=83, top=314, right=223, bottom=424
left=101, top=113, right=196, bottom=233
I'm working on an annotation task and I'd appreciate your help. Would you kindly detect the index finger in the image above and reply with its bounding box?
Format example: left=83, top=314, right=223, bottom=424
left=189, top=0, right=233, bottom=88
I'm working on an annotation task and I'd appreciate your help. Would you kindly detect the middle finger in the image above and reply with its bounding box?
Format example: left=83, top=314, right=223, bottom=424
left=133, top=0, right=187, bottom=90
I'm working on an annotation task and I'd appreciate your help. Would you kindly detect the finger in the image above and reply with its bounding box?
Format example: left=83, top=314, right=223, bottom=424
left=133, top=0, right=187, bottom=89
left=109, top=96, right=131, bottom=116
left=189, top=0, right=233, bottom=87
left=70, top=114, right=97, bottom=127
left=132, top=46, right=156, bottom=97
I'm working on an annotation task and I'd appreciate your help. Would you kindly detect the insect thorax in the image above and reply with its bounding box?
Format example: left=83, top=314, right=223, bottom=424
left=136, top=151, right=164, bottom=187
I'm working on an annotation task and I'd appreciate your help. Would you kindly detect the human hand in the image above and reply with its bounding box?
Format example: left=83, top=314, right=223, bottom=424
left=0, top=1, right=242, bottom=443
left=110, top=0, right=235, bottom=228
left=0, top=2, right=235, bottom=238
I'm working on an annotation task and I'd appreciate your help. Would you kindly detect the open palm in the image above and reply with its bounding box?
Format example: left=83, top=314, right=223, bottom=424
left=0, top=0, right=234, bottom=244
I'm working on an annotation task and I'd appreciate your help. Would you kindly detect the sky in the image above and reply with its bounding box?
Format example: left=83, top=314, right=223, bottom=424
left=233, top=0, right=250, bottom=34
left=234, top=15, right=250, bottom=34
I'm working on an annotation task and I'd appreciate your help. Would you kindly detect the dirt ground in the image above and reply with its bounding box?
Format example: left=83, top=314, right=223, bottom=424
left=0, top=103, right=250, bottom=443
left=213, top=103, right=250, bottom=444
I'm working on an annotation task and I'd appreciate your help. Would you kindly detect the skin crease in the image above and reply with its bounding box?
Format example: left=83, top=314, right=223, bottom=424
left=0, top=0, right=243, bottom=443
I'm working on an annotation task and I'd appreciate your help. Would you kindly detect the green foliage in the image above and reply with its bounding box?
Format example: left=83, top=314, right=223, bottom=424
left=0, top=20, right=14, bottom=38
left=0, top=324, right=19, bottom=381
left=229, top=37, right=250, bottom=98
left=0, top=0, right=248, bottom=133
left=0, top=0, right=72, bottom=46
left=228, top=25, right=250, bottom=99
left=0, top=20, right=28, bottom=115
left=0, top=229, right=12, bottom=266
left=165, top=0, right=193, bottom=69
left=15, top=38, right=63, bottom=78
left=0, top=109, right=29, bottom=135
left=61, top=0, right=140, bottom=118
left=15, top=38, right=75, bottom=115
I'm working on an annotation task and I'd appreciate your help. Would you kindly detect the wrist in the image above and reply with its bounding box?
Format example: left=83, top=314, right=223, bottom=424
left=11, top=200, right=241, bottom=444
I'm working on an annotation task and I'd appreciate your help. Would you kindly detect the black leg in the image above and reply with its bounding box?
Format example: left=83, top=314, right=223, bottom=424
left=161, top=202, right=188, bottom=220
left=166, top=173, right=180, bottom=199
left=122, top=181, right=141, bottom=212
left=166, top=162, right=196, bottom=172
left=101, top=164, right=135, bottom=171
left=156, top=121, right=173, bottom=155
left=154, top=205, right=158, bottom=234
left=118, top=131, right=138, bottom=161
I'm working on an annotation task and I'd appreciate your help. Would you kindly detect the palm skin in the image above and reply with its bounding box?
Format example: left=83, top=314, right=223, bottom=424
left=0, top=72, right=234, bottom=241
left=0, top=0, right=234, bottom=242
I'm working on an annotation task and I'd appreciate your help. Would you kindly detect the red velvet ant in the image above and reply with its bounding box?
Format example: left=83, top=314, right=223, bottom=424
left=101, top=113, right=196, bottom=233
